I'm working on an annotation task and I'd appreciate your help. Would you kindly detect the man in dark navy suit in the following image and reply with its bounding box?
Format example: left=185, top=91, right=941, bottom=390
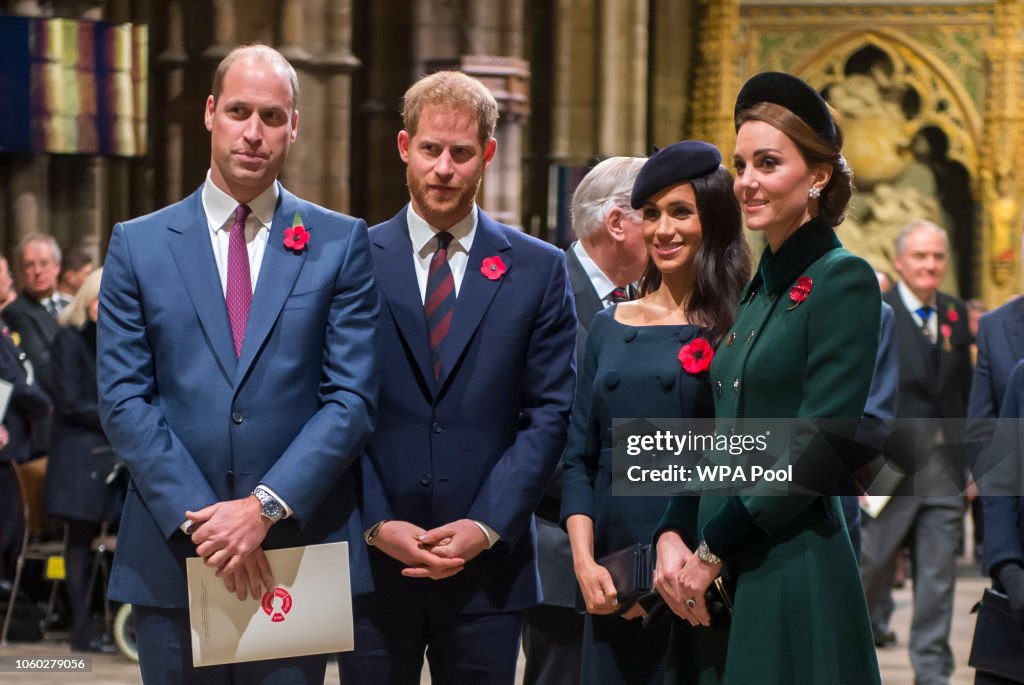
left=340, top=71, right=576, bottom=685
left=522, top=155, right=646, bottom=685
left=98, top=45, right=378, bottom=684
left=977, top=358, right=1024, bottom=685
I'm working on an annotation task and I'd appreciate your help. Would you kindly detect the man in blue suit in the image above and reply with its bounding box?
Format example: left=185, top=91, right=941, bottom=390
left=969, top=295, right=1024, bottom=468
left=98, top=45, right=378, bottom=684
left=339, top=71, right=576, bottom=684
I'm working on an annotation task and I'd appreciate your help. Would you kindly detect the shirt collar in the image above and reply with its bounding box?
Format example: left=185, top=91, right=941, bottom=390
left=201, top=170, right=280, bottom=232
left=743, top=216, right=841, bottom=300
left=897, top=280, right=936, bottom=313
left=572, top=241, right=618, bottom=299
left=406, top=203, right=477, bottom=256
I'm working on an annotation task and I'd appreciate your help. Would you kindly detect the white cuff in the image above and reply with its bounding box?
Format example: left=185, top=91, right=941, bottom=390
left=256, top=484, right=294, bottom=519
left=473, top=520, right=500, bottom=548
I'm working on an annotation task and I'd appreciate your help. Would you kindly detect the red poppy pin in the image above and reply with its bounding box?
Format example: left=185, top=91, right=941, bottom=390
left=481, top=256, right=507, bottom=280
left=283, top=211, right=309, bottom=253
left=946, top=306, right=959, bottom=323
left=679, top=338, right=714, bottom=374
left=788, top=275, right=813, bottom=310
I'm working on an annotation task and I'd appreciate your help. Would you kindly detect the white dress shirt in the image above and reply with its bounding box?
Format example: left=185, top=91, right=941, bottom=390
left=201, top=171, right=277, bottom=296
left=572, top=241, right=626, bottom=307
left=406, top=203, right=477, bottom=302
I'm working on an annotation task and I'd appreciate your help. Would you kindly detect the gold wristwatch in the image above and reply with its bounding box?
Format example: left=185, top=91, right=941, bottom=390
left=364, top=520, right=389, bottom=546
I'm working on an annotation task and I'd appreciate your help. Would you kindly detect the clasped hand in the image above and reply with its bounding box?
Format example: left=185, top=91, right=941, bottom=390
left=654, top=530, right=719, bottom=627
left=373, top=519, right=489, bottom=580
left=186, top=497, right=275, bottom=601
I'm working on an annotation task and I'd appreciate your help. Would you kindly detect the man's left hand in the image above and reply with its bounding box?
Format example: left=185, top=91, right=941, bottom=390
left=415, top=519, right=489, bottom=567
left=187, top=497, right=272, bottom=572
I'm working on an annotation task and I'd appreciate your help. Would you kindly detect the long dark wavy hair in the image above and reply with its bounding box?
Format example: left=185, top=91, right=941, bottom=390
left=636, top=166, right=751, bottom=346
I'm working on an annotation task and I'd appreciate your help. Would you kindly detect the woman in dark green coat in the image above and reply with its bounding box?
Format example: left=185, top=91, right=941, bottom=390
left=654, top=72, right=883, bottom=685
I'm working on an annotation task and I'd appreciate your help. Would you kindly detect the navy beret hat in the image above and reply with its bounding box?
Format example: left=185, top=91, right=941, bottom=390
left=629, top=140, right=722, bottom=209
left=734, top=71, right=836, bottom=144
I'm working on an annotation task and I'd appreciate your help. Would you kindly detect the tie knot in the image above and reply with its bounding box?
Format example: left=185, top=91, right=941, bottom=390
left=608, top=288, right=629, bottom=303
left=233, top=204, right=252, bottom=231
left=434, top=231, right=454, bottom=252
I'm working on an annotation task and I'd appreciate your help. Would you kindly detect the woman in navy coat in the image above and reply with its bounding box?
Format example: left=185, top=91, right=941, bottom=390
left=561, top=141, right=750, bottom=684
left=44, top=268, right=121, bottom=652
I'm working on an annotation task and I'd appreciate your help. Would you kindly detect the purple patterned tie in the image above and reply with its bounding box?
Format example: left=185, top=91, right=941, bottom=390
left=226, top=204, right=253, bottom=357
left=424, top=231, right=455, bottom=379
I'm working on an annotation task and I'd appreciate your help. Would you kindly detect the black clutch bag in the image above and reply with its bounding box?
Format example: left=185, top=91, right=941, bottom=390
left=968, top=588, right=1024, bottom=683
left=575, top=543, right=734, bottom=622
left=576, top=543, right=654, bottom=614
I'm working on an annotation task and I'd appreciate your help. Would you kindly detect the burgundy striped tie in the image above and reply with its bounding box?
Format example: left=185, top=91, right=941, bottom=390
left=225, top=203, right=253, bottom=357
left=425, top=231, right=455, bottom=379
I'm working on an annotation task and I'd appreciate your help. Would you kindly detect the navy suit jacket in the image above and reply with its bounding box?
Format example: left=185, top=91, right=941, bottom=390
left=980, top=359, right=1024, bottom=576
left=359, top=206, right=576, bottom=614
left=98, top=183, right=379, bottom=608
left=969, top=296, right=1024, bottom=472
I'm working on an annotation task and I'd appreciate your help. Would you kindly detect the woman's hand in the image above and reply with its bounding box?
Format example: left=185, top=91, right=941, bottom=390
left=574, top=558, right=620, bottom=614
left=654, top=530, right=693, bottom=620
left=675, top=552, right=722, bottom=627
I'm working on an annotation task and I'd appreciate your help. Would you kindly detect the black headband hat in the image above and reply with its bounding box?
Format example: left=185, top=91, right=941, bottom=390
left=734, top=71, right=836, bottom=144
left=629, top=140, right=722, bottom=209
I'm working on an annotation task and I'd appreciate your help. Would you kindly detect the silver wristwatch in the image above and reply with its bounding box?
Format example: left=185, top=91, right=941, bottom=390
left=696, top=540, right=722, bottom=566
left=252, top=486, right=284, bottom=524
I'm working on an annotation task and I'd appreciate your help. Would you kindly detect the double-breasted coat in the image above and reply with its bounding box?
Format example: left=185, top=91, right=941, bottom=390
left=660, top=217, right=882, bottom=685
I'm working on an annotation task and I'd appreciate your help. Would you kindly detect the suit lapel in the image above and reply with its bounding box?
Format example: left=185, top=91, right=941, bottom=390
left=565, top=246, right=603, bottom=330
left=235, top=185, right=306, bottom=386
left=437, top=211, right=511, bottom=388
left=884, top=289, right=933, bottom=390
left=167, top=189, right=236, bottom=382
left=371, top=211, right=435, bottom=388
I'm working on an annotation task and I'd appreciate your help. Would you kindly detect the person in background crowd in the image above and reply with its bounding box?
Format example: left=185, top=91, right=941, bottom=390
left=57, top=246, right=95, bottom=300
left=5, top=233, right=65, bottom=460
left=562, top=141, right=749, bottom=684
left=523, top=155, right=648, bottom=685
left=340, top=70, right=576, bottom=685
left=45, top=268, right=120, bottom=653
left=0, top=255, right=50, bottom=584
left=98, top=44, right=378, bottom=684
left=862, top=219, right=972, bottom=685
left=656, top=71, right=882, bottom=685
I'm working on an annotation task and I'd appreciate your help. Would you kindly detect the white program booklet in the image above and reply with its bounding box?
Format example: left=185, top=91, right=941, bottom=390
left=0, top=378, right=12, bottom=423
left=187, top=541, right=354, bottom=667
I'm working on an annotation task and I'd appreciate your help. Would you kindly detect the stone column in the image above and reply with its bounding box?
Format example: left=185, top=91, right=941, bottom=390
left=319, top=0, right=361, bottom=212
left=689, top=0, right=741, bottom=153
left=596, top=0, right=647, bottom=156
left=980, top=0, right=1024, bottom=305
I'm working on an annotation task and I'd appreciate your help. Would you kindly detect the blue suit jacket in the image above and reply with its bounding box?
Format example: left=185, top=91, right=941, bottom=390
left=969, top=296, right=1024, bottom=466
left=358, top=206, right=576, bottom=614
left=98, top=183, right=379, bottom=608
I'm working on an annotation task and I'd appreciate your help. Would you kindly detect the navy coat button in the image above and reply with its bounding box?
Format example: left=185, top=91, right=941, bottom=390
left=231, top=411, right=243, bottom=424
